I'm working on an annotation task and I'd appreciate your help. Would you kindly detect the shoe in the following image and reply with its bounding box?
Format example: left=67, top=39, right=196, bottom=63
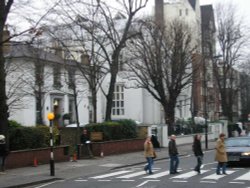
left=216, top=173, right=221, bottom=175
left=174, top=171, right=180, bottom=174
left=170, top=172, right=175, bottom=174
left=223, top=172, right=228, bottom=175
left=148, top=172, right=154, bottom=175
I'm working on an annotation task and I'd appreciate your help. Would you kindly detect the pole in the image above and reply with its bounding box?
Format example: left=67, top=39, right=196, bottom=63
left=203, top=55, right=208, bottom=149
left=49, top=119, right=55, bottom=176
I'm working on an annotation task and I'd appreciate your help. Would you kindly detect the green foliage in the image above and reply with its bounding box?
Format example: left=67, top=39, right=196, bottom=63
left=62, top=113, right=71, bottom=120
left=8, top=122, right=60, bottom=151
left=9, top=127, right=46, bottom=150
left=8, top=120, right=23, bottom=128
left=85, top=119, right=137, bottom=141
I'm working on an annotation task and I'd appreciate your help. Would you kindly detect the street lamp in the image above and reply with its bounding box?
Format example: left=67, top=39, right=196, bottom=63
left=47, top=112, right=55, bottom=176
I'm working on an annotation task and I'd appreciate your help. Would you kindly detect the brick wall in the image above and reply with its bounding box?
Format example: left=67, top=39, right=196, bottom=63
left=5, top=145, right=70, bottom=169
left=89, top=139, right=145, bottom=157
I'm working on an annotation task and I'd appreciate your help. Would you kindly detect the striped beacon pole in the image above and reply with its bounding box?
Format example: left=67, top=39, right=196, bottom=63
left=47, top=112, right=55, bottom=176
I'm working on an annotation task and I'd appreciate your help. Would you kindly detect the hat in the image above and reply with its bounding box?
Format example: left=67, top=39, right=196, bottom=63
left=0, top=135, right=5, bottom=141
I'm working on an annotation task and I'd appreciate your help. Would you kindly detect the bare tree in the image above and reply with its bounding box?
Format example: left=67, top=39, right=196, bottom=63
left=44, top=0, right=148, bottom=122
left=212, top=3, right=248, bottom=122
left=126, top=19, right=199, bottom=134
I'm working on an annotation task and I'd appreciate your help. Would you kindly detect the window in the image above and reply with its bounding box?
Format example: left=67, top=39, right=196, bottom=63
left=185, top=8, right=188, bottom=15
left=53, top=65, right=62, bottom=88
left=112, top=84, right=125, bottom=116
left=179, top=9, right=182, bottom=16
left=68, top=68, right=75, bottom=89
left=35, top=63, right=44, bottom=86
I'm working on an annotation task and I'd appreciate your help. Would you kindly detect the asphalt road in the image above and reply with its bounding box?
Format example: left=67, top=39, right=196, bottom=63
left=30, top=150, right=250, bottom=188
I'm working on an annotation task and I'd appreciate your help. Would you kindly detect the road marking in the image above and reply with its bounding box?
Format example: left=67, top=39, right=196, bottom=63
left=200, top=181, right=217, bottom=184
left=98, top=180, right=111, bottom=181
left=172, top=180, right=188, bottom=183
left=234, top=171, right=250, bottom=181
left=100, top=163, right=123, bottom=167
left=229, top=182, right=245, bottom=184
left=122, top=180, right=135, bottom=182
left=34, top=180, right=65, bottom=188
left=136, top=180, right=160, bottom=187
left=117, top=171, right=149, bottom=178
left=90, top=170, right=131, bottom=179
left=75, top=179, right=88, bottom=182
left=143, top=171, right=169, bottom=178
left=171, top=170, right=209, bottom=179
left=202, top=170, right=235, bottom=180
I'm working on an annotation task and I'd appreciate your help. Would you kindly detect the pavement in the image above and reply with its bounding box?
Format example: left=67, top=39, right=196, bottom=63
left=0, top=140, right=216, bottom=188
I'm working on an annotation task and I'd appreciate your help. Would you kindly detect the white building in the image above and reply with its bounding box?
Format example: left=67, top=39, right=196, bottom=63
left=5, top=0, right=203, bottom=129
left=5, top=42, right=89, bottom=127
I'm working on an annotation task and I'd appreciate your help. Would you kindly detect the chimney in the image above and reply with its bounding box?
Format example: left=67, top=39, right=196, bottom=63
left=155, top=0, right=164, bottom=27
left=81, top=53, right=90, bottom=65
left=2, top=25, right=10, bottom=54
left=52, top=39, right=62, bottom=58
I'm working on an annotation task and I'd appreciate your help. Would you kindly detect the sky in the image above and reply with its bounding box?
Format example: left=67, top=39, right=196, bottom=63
left=7, top=0, right=250, bottom=41
left=200, top=0, right=250, bottom=22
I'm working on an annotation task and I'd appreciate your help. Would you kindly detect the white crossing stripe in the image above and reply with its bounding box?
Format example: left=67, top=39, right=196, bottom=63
left=90, top=170, right=131, bottom=179
left=143, top=171, right=170, bottom=179
left=117, top=171, right=150, bottom=178
left=171, top=170, right=209, bottom=179
left=234, top=171, right=250, bottom=181
left=202, top=170, right=235, bottom=180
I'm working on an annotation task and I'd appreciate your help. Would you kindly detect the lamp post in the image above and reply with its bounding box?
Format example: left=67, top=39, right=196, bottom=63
left=47, top=112, right=55, bottom=176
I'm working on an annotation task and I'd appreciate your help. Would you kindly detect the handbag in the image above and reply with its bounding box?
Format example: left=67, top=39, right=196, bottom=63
left=153, top=151, right=157, bottom=159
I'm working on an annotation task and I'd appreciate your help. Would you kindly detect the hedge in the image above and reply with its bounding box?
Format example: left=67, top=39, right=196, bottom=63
left=8, top=121, right=59, bottom=151
left=85, top=119, right=137, bottom=141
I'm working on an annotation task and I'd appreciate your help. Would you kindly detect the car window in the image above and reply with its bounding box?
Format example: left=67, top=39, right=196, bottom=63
left=226, top=138, right=250, bottom=147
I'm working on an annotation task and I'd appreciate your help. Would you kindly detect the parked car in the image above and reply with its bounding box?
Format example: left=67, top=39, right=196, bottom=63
left=226, top=136, right=250, bottom=165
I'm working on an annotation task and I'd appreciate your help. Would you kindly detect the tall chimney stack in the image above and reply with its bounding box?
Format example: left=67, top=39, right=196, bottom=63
left=155, top=0, right=164, bottom=27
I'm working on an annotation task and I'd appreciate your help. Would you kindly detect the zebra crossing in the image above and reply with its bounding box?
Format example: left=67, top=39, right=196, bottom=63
left=75, top=167, right=250, bottom=184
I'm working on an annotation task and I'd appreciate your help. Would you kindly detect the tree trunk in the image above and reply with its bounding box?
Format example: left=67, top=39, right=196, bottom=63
left=91, top=89, right=97, bottom=123
left=105, top=69, right=117, bottom=121
left=164, top=101, right=176, bottom=136
left=0, top=38, right=8, bottom=136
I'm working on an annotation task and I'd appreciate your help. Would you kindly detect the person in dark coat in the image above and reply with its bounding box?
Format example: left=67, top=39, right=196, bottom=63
left=0, top=135, right=8, bottom=173
left=151, top=135, right=160, bottom=149
left=193, top=134, right=203, bottom=174
left=168, top=135, right=179, bottom=174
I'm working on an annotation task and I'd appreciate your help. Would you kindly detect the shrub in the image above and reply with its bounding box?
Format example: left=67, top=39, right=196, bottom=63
left=85, top=119, right=137, bottom=141
left=8, top=122, right=60, bottom=151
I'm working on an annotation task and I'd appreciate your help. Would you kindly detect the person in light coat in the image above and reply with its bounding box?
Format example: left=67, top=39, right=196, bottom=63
left=144, top=136, right=155, bottom=175
left=215, top=133, right=228, bottom=175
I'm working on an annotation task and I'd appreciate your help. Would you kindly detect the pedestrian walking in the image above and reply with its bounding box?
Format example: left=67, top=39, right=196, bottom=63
left=168, top=134, right=179, bottom=174
left=193, top=134, right=203, bottom=174
left=0, top=135, right=8, bottom=173
left=215, top=133, right=228, bottom=175
left=151, top=135, right=160, bottom=151
left=144, top=136, right=155, bottom=175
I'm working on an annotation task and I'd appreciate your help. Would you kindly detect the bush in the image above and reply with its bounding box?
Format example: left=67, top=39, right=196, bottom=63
left=8, top=122, right=60, bottom=151
left=85, top=119, right=137, bottom=141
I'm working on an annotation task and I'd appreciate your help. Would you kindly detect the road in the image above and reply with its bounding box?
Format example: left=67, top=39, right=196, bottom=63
left=31, top=150, right=250, bottom=188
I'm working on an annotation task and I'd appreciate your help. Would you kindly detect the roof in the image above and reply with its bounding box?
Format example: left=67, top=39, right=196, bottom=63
left=5, top=42, right=78, bottom=66
left=188, top=0, right=196, bottom=10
